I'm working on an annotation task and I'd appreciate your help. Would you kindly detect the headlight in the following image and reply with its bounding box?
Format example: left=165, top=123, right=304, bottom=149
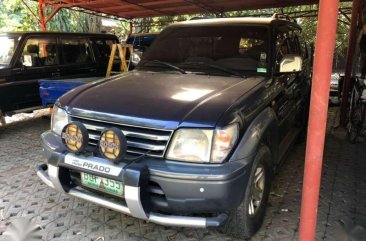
left=51, top=105, right=69, bottom=135
left=211, top=124, right=239, bottom=163
left=166, top=124, right=239, bottom=163
left=131, top=52, right=141, bottom=64
left=167, top=129, right=213, bottom=163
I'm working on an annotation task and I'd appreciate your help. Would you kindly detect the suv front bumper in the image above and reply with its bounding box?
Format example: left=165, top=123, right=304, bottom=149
left=37, top=131, right=252, bottom=228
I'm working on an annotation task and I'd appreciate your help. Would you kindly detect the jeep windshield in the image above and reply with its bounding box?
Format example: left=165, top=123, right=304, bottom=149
left=0, top=35, right=19, bottom=66
left=139, top=25, right=269, bottom=76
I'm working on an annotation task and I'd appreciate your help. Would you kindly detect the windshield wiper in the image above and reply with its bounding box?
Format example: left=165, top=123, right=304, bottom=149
left=182, top=61, right=244, bottom=78
left=141, top=60, right=187, bottom=74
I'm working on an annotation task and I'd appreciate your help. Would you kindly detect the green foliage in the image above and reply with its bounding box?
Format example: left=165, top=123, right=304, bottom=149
left=0, top=0, right=39, bottom=31
left=0, top=0, right=101, bottom=32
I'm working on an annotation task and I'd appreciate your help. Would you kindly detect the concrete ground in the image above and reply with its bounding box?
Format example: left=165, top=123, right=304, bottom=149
left=0, top=107, right=365, bottom=241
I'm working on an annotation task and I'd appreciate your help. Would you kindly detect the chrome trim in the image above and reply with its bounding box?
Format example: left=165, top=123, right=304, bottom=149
left=36, top=164, right=55, bottom=189
left=64, top=153, right=124, bottom=176
left=36, top=164, right=226, bottom=228
left=89, top=133, right=166, bottom=151
left=83, top=123, right=170, bottom=141
left=68, top=188, right=131, bottom=215
left=124, top=186, right=148, bottom=219
left=81, top=142, right=164, bottom=158
left=48, top=165, right=65, bottom=192
left=70, top=115, right=173, bottom=158
left=148, top=213, right=206, bottom=228
left=69, top=113, right=174, bottom=132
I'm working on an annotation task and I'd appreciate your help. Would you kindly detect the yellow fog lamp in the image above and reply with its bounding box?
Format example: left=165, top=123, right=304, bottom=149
left=61, top=122, right=89, bottom=153
left=99, top=128, right=127, bottom=163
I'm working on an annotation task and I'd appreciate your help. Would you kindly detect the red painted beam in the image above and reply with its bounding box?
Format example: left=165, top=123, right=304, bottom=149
left=298, top=0, right=339, bottom=240
left=340, top=0, right=361, bottom=126
left=38, top=0, right=47, bottom=31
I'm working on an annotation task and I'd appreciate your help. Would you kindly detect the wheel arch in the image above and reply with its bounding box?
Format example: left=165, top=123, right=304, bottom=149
left=230, top=107, right=279, bottom=167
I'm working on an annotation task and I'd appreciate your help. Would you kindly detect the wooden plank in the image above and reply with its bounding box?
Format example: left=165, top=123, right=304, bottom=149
left=106, top=44, right=117, bottom=78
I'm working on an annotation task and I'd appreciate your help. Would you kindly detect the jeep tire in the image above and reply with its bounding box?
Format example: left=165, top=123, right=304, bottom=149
left=219, top=144, right=272, bottom=239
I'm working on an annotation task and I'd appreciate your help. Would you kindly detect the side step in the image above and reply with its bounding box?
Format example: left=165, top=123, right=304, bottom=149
left=278, top=128, right=301, bottom=162
left=5, top=105, right=45, bottom=116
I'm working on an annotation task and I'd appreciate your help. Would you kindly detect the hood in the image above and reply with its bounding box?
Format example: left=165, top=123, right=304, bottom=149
left=60, top=71, right=264, bottom=129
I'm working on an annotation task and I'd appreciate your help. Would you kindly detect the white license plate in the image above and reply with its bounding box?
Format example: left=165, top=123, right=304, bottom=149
left=81, top=172, right=124, bottom=197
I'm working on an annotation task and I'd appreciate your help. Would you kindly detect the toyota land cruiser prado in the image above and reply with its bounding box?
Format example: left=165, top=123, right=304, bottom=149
left=37, top=16, right=311, bottom=238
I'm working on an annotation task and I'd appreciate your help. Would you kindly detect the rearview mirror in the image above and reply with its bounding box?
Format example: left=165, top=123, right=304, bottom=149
left=279, top=55, right=302, bottom=73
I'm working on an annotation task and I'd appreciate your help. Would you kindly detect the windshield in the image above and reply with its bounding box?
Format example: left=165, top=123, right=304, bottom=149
left=139, top=25, right=269, bottom=76
left=0, top=36, right=19, bottom=66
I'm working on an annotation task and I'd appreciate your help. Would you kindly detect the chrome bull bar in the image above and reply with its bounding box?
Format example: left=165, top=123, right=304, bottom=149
left=36, top=164, right=227, bottom=228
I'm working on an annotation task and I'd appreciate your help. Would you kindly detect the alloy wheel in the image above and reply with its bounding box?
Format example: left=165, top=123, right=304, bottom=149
left=248, top=165, right=265, bottom=216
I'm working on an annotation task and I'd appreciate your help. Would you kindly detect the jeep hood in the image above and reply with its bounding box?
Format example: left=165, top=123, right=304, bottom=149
left=60, top=71, right=264, bottom=129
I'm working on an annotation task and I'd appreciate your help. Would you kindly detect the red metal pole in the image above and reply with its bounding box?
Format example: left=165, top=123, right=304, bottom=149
left=299, top=0, right=339, bottom=240
left=340, top=0, right=361, bottom=126
left=38, top=0, right=47, bottom=31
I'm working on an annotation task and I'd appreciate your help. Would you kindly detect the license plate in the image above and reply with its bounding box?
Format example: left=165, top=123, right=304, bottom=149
left=81, top=172, right=124, bottom=197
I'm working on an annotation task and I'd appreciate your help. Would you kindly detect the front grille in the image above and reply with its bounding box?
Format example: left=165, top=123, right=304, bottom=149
left=70, top=115, right=173, bottom=158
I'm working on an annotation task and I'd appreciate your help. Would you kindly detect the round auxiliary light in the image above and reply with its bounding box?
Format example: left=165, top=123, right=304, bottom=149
left=99, top=127, right=127, bottom=163
left=61, top=122, right=89, bottom=153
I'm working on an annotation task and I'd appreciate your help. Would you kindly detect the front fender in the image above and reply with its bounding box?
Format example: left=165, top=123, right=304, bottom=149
left=229, top=107, right=279, bottom=165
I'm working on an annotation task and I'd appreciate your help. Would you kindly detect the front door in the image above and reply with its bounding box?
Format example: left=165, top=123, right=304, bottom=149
left=272, top=27, right=307, bottom=157
left=5, top=36, right=60, bottom=112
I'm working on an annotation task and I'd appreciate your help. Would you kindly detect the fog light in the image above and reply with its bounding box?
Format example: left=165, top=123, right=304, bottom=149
left=99, top=128, right=127, bottom=163
left=61, top=122, right=89, bottom=153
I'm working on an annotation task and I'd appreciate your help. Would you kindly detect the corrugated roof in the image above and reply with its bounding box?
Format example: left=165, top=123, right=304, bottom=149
left=43, top=0, right=344, bottom=20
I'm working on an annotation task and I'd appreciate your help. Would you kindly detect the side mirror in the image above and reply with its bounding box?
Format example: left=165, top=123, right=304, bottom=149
left=279, top=55, right=303, bottom=73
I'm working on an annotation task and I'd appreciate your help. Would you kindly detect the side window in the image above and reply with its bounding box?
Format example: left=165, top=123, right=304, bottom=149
left=20, top=38, right=58, bottom=67
left=61, top=38, right=92, bottom=65
left=276, top=29, right=302, bottom=63
left=276, top=32, right=289, bottom=63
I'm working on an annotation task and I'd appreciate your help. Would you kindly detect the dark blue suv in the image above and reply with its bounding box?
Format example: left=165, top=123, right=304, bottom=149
left=37, top=16, right=311, bottom=239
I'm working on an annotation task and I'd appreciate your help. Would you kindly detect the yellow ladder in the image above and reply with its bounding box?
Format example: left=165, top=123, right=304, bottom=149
left=106, top=44, right=134, bottom=77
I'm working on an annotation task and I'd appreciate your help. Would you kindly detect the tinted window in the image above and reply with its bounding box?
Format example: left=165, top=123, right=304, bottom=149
left=275, top=29, right=302, bottom=62
left=61, top=38, right=92, bottom=64
left=94, top=39, right=116, bottom=59
left=141, top=26, right=268, bottom=74
left=20, top=38, right=58, bottom=67
left=0, top=36, right=19, bottom=66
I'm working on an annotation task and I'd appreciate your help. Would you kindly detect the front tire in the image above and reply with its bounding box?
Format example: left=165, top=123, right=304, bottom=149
left=219, top=145, right=272, bottom=239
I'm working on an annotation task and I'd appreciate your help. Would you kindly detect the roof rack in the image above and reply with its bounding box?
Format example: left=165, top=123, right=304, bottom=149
left=272, top=13, right=297, bottom=23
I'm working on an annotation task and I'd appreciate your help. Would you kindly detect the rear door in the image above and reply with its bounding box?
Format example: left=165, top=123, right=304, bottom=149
left=6, top=36, right=60, bottom=111
left=58, top=37, right=97, bottom=77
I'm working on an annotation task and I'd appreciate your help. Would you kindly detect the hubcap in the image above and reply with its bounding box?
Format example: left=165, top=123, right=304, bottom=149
left=248, top=165, right=265, bottom=216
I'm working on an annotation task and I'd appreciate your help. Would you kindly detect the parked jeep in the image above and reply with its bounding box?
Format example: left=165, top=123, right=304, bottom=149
left=0, top=32, right=118, bottom=120
left=37, top=16, right=311, bottom=239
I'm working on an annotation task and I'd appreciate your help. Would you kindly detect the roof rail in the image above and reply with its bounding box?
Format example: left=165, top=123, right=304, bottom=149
left=272, top=13, right=297, bottom=23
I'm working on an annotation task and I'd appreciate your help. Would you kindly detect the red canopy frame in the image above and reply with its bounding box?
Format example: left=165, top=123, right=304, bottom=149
left=299, top=0, right=339, bottom=240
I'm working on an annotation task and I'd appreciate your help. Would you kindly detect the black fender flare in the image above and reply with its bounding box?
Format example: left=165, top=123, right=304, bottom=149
left=230, top=107, right=279, bottom=166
